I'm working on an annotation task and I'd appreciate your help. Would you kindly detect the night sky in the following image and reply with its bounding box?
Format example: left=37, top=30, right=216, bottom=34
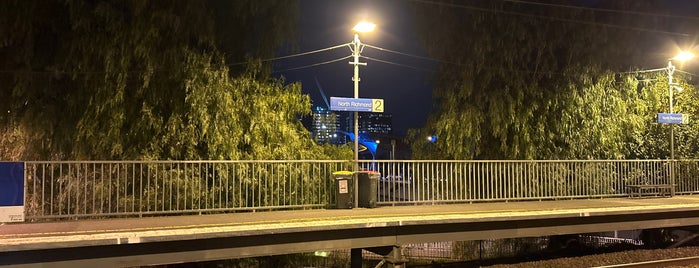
left=274, top=0, right=699, bottom=136
left=273, top=0, right=435, bottom=136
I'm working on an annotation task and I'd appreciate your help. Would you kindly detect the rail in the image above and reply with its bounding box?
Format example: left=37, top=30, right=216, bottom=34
left=593, top=255, right=699, bottom=268
left=21, top=159, right=699, bottom=220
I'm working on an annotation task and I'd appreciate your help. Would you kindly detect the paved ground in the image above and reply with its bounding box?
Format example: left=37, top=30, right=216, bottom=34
left=4, top=195, right=699, bottom=267
left=4, top=195, right=699, bottom=251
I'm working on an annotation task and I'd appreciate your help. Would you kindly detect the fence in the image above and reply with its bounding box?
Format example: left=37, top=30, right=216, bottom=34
left=22, top=159, right=699, bottom=220
left=24, top=160, right=352, bottom=220
left=368, top=160, right=699, bottom=205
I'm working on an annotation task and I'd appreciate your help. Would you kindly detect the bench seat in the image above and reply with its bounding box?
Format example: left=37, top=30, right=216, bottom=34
left=625, top=184, right=674, bottom=198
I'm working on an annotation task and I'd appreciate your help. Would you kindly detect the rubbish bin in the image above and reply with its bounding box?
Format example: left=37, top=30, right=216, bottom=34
left=333, top=171, right=354, bottom=209
left=357, top=171, right=379, bottom=208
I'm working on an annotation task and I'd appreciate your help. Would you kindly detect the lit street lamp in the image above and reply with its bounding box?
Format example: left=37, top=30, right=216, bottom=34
left=350, top=21, right=375, bottom=202
left=349, top=21, right=375, bottom=268
left=667, top=51, right=694, bottom=161
left=667, top=51, right=694, bottom=196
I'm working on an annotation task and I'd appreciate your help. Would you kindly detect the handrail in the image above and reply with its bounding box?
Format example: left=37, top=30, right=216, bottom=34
left=21, top=159, right=699, bottom=221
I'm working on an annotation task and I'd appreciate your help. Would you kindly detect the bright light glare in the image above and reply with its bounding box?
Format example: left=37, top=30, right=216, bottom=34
left=427, top=135, right=437, bottom=143
left=673, top=51, right=695, bottom=62
left=353, top=21, right=376, bottom=33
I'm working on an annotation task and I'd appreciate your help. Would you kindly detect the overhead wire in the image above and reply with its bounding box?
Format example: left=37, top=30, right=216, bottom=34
left=364, top=44, right=440, bottom=63
left=360, top=55, right=436, bottom=73
left=229, top=42, right=350, bottom=66
left=620, top=67, right=669, bottom=74
left=362, top=43, right=571, bottom=75
left=621, top=68, right=697, bottom=77
left=0, top=43, right=352, bottom=75
left=366, top=43, right=699, bottom=78
left=503, top=0, right=699, bottom=21
left=272, top=56, right=352, bottom=73
left=676, top=69, right=698, bottom=77
left=409, top=0, right=693, bottom=37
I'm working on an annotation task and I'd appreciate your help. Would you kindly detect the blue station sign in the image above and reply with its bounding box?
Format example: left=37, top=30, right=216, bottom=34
left=0, top=162, right=24, bottom=222
left=658, top=113, right=684, bottom=124
left=330, top=97, right=384, bottom=113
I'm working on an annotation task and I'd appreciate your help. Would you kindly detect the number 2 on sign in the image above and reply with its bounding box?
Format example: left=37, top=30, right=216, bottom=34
left=372, top=99, right=384, bottom=112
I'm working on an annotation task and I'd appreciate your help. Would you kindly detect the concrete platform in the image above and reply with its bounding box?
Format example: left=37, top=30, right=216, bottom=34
left=3, top=195, right=699, bottom=267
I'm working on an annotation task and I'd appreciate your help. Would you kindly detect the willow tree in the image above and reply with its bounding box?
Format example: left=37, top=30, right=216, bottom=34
left=620, top=70, right=699, bottom=159
left=0, top=0, right=349, bottom=160
left=408, top=0, right=694, bottom=160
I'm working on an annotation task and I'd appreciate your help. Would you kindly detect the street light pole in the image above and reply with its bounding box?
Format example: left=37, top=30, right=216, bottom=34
left=668, top=59, right=676, bottom=161
left=666, top=51, right=694, bottom=196
left=351, top=32, right=364, bottom=175
left=668, top=60, right=677, bottom=195
left=350, top=21, right=374, bottom=204
left=349, top=22, right=374, bottom=268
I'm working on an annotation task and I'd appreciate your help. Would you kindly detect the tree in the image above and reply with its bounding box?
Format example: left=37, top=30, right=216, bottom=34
left=623, top=70, right=699, bottom=159
left=408, top=0, right=696, bottom=160
left=0, top=0, right=350, bottom=160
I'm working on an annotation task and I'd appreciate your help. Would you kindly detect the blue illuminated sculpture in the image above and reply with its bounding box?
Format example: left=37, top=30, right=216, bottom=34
left=336, top=130, right=378, bottom=160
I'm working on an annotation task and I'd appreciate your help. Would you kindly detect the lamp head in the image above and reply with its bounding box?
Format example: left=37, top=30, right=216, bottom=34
left=353, top=21, right=376, bottom=33
left=672, top=51, right=695, bottom=62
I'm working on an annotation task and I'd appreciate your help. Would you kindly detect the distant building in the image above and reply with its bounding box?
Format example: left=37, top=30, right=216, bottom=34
left=341, top=112, right=393, bottom=135
left=359, top=113, right=393, bottom=134
left=310, top=106, right=339, bottom=144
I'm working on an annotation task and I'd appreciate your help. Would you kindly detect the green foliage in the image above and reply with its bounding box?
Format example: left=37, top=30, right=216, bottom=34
left=408, top=0, right=697, bottom=160
left=25, top=161, right=353, bottom=219
left=0, top=0, right=353, bottom=161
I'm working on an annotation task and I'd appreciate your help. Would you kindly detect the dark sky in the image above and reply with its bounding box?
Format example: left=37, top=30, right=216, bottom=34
left=273, top=0, right=699, bottom=136
left=273, top=0, right=434, bottom=136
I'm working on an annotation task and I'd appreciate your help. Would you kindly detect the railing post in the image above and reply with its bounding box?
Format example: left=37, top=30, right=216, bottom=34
left=671, top=159, right=676, bottom=196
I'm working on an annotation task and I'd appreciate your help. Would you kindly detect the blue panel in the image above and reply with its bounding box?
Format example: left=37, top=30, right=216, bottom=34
left=330, top=97, right=374, bottom=112
left=658, top=113, right=683, bottom=124
left=0, top=162, right=24, bottom=206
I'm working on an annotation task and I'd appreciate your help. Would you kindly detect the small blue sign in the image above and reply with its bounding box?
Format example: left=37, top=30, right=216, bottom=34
left=0, top=162, right=23, bottom=206
left=330, top=97, right=384, bottom=113
left=0, top=162, right=24, bottom=222
left=658, top=113, right=683, bottom=124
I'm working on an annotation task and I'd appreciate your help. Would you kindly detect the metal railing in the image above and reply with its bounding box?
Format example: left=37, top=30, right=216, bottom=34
left=366, top=160, right=699, bottom=205
left=24, top=160, right=353, bottom=220
left=23, top=159, right=699, bottom=220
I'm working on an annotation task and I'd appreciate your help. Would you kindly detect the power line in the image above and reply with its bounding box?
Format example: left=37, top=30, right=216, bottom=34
left=676, top=69, right=698, bottom=77
left=0, top=43, right=352, bottom=75
left=364, top=43, right=471, bottom=68
left=272, top=56, right=352, bottom=73
left=230, top=42, right=350, bottom=66
left=620, top=68, right=697, bottom=77
left=361, top=52, right=572, bottom=76
left=409, top=0, right=692, bottom=37
left=503, top=0, right=699, bottom=21
left=364, top=42, right=574, bottom=75
left=360, top=55, right=436, bottom=72
left=364, top=44, right=438, bottom=63
left=620, top=67, right=669, bottom=74
left=364, top=43, right=699, bottom=78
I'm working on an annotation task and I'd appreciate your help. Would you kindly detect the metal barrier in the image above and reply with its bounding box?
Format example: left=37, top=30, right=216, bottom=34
left=24, top=160, right=352, bottom=220
left=23, top=160, right=699, bottom=220
left=364, top=160, right=699, bottom=205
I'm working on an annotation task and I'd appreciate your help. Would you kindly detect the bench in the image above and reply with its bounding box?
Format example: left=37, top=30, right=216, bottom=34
left=625, top=184, right=674, bottom=198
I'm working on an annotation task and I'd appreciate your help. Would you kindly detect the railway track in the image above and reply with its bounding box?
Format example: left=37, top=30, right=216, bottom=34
left=594, top=255, right=699, bottom=268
